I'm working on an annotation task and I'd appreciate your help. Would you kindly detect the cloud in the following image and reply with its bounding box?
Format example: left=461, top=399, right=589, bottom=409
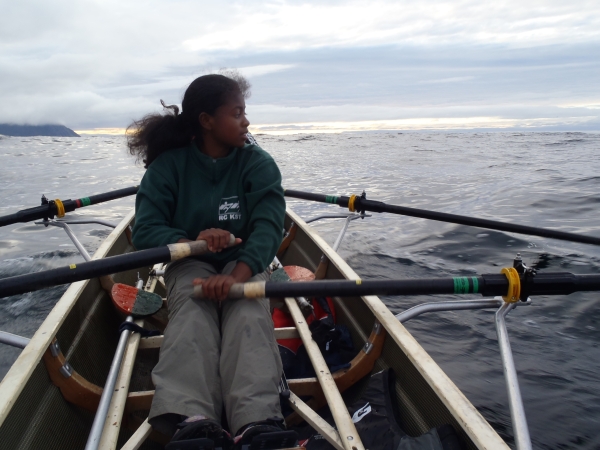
left=238, top=64, right=295, bottom=77
left=182, top=0, right=600, bottom=51
left=0, top=0, right=599, bottom=130
left=418, top=76, right=475, bottom=84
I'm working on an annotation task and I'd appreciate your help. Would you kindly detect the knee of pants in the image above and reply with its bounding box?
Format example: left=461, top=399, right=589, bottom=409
left=222, top=297, right=272, bottom=329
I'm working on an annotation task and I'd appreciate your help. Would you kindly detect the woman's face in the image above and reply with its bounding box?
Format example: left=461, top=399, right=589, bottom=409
left=205, top=92, right=250, bottom=149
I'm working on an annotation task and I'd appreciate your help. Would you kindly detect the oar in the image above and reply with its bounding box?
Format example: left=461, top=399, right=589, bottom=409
left=0, top=185, right=139, bottom=227
left=0, top=236, right=236, bottom=299
left=193, top=272, right=600, bottom=300
left=284, top=189, right=600, bottom=247
left=85, top=278, right=155, bottom=450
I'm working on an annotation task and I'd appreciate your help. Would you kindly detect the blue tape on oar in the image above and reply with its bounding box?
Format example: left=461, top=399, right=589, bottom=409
left=111, top=283, right=163, bottom=317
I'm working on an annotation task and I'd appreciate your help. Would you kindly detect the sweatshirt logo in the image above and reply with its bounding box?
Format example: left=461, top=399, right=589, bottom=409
left=219, top=196, right=241, bottom=221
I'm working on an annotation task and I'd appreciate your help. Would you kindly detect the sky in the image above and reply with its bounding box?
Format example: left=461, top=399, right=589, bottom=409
left=1, top=0, right=599, bottom=133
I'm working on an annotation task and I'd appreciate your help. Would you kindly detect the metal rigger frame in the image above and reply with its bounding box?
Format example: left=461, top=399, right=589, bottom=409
left=304, top=212, right=534, bottom=450
left=394, top=256, right=534, bottom=450
left=0, top=218, right=118, bottom=350
left=0, top=216, right=166, bottom=450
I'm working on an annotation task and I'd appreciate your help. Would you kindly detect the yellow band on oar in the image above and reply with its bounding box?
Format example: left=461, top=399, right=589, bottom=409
left=348, top=194, right=357, bottom=212
left=54, top=199, right=65, bottom=218
left=501, top=267, right=520, bottom=303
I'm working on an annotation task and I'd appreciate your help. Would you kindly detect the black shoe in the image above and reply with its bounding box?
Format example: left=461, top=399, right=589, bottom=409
left=234, top=418, right=298, bottom=450
left=166, top=418, right=233, bottom=450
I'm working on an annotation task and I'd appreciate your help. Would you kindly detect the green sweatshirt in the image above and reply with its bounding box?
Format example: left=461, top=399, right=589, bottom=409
left=132, top=142, right=285, bottom=276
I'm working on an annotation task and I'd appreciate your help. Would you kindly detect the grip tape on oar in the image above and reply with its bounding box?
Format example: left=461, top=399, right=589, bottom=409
left=192, top=272, right=600, bottom=300
left=0, top=235, right=236, bottom=299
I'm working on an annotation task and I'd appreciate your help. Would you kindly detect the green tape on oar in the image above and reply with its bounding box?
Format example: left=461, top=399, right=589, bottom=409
left=80, top=197, right=91, bottom=207
left=325, top=195, right=338, bottom=204
left=111, top=283, right=163, bottom=317
left=472, top=276, right=479, bottom=293
left=453, top=277, right=479, bottom=294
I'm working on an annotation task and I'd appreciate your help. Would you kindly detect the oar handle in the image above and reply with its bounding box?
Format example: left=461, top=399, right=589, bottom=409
left=0, top=235, right=237, bottom=299
left=167, top=234, right=236, bottom=259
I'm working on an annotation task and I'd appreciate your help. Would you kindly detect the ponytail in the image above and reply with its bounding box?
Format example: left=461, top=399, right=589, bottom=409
left=127, top=72, right=250, bottom=168
left=126, top=104, right=193, bottom=168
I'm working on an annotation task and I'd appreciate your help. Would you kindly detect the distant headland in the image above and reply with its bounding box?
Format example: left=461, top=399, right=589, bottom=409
left=0, top=124, right=80, bottom=137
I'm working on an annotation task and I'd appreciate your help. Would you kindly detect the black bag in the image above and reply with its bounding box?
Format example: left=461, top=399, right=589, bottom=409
left=299, top=369, right=464, bottom=450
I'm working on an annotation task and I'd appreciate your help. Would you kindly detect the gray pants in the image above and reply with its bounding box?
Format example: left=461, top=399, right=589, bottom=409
left=149, top=258, right=283, bottom=435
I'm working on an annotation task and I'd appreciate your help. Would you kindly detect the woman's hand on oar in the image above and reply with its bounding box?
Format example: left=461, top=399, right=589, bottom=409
left=0, top=234, right=239, bottom=299
left=197, top=229, right=242, bottom=253
left=193, top=275, right=238, bottom=302
left=193, top=260, right=252, bottom=301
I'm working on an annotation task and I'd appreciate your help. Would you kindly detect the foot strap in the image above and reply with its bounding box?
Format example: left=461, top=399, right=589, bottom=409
left=244, top=430, right=298, bottom=450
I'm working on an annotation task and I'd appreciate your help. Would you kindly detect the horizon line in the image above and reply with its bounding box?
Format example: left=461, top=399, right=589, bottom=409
left=74, top=116, right=600, bottom=136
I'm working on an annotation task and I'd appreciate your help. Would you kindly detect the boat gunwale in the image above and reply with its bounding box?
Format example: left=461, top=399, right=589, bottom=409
left=0, top=209, right=135, bottom=427
left=286, top=207, right=509, bottom=449
left=1, top=207, right=509, bottom=449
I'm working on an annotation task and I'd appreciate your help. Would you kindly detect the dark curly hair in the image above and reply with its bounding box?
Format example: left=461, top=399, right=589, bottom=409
left=127, top=72, right=251, bottom=168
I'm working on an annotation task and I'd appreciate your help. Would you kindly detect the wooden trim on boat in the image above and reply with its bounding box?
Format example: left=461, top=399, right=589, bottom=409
left=286, top=208, right=510, bottom=450
left=274, top=327, right=300, bottom=340
left=287, top=321, right=385, bottom=405
left=0, top=209, right=135, bottom=427
left=42, top=338, right=102, bottom=412
left=288, top=391, right=344, bottom=450
left=121, top=418, right=152, bottom=450
left=125, top=390, right=155, bottom=413
left=138, top=335, right=164, bottom=350
left=277, top=222, right=297, bottom=257
left=285, top=296, right=364, bottom=450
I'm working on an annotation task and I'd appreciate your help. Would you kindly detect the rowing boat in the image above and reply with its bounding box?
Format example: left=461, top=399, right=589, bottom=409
left=0, top=203, right=512, bottom=450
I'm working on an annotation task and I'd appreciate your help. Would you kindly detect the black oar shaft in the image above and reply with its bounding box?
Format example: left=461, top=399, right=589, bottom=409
left=193, top=272, right=600, bottom=299
left=360, top=199, right=600, bottom=246
left=0, top=186, right=139, bottom=227
left=265, top=278, right=460, bottom=297
left=0, top=247, right=169, bottom=298
left=78, top=186, right=139, bottom=207
left=284, top=189, right=600, bottom=246
left=284, top=189, right=351, bottom=207
left=0, top=236, right=235, bottom=299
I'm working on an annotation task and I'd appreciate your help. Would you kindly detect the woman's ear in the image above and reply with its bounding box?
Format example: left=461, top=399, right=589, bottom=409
left=199, top=112, right=213, bottom=131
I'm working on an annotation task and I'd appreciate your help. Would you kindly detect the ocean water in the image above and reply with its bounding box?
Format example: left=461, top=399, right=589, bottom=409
left=0, top=132, right=599, bottom=449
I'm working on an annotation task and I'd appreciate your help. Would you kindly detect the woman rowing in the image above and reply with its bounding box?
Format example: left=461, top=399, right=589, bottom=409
left=128, top=73, right=294, bottom=449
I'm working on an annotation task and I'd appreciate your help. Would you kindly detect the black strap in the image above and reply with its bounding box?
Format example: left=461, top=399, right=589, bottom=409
left=119, top=321, right=161, bottom=337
